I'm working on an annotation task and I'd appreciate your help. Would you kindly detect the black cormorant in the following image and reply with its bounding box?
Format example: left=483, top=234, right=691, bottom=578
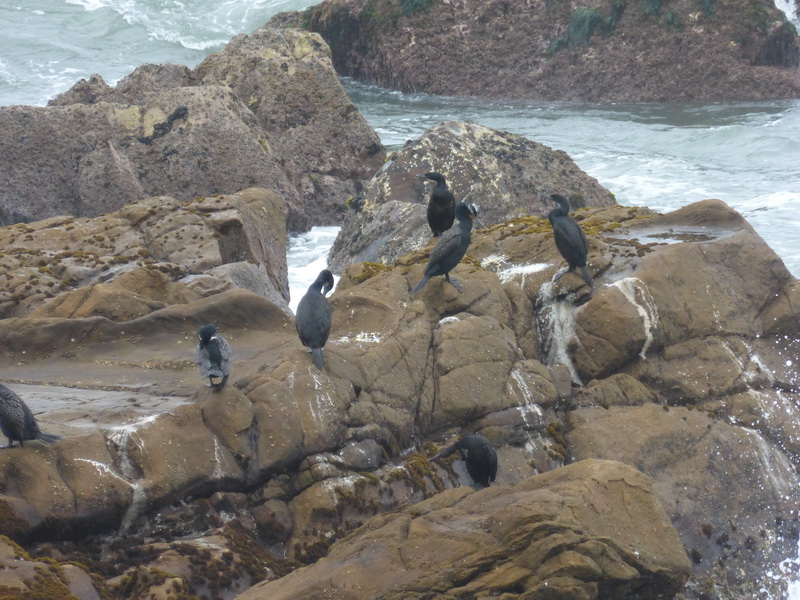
left=432, top=433, right=497, bottom=487
left=0, top=384, right=61, bottom=448
left=296, top=269, right=334, bottom=370
left=411, top=202, right=477, bottom=294
left=548, top=193, right=593, bottom=288
left=196, top=323, right=233, bottom=390
left=419, top=172, right=456, bottom=237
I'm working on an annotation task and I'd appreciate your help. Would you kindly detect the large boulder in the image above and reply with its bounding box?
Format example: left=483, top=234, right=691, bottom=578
left=238, top=460, right=690, bottom=600
left=286, top=0, right=800, bottom=102
left=329, top=120, right=616, bottom=272
left=2, top=27, right=385, bottom=232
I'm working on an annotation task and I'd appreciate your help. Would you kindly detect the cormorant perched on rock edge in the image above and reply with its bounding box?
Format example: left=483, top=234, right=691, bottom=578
left=0, top=384, right=62, bottom=448
left=419, top=172, right=456, bottom=237
left=296, top=269, right=335, bottom=370
left=196, top=324, right=233, bottom=390
left=432, top=433, right=497, bottom=487
left=411, top=202, right=477, bottom=295
left=548, top=193, right=594, bottom=288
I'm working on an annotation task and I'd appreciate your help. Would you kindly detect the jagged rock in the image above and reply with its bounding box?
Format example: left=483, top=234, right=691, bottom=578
left=287, top=0, right=800, bottom=102
left=193, top=27, right=385, bottom=227
left=0, top=188, right=290, bottom=318
left=0, top=198, right=796, bottom=600
left=237, top=460, right=691, bottom=600
left=329, top=120, right=616, bottom=272
left=3, top=28, right=385, bottom=231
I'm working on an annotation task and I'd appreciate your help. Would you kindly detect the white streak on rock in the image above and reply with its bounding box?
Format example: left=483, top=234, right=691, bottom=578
left=611, top=277, right=660, bottom=359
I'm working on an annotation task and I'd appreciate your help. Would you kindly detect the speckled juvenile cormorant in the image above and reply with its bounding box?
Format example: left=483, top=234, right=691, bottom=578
left=296, top=269, right=335, bottom=370
left=548, top=194, right=593, bottom=288
left=419, top=172, right=456, bottom=237
left=0, top=384, right=61, bottom=448
left=196, top=324, right=233, bottom=390
left=432, top=433, right=497, bottom=487
left=411, top=202, right=477, bottom=294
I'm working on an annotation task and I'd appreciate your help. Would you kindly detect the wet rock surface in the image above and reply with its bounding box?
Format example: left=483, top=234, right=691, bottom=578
left=0, top=191, right=797, bottom=599
left=286, top=0, right=800, bottom=102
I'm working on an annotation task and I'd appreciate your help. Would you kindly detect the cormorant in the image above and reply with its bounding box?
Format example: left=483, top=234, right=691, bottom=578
left=432, top=433, right=497, bottom=487
left=419, top=172, right=456, bottom=237
left=196, top=324, right=233, bottom=390
left=411, top=202, right=477, bottom=294
left=548, top=193, right=593, bottom=287
left=296, top=269, right=334, bottom=370
left=0, top=384, right=62, bottom=448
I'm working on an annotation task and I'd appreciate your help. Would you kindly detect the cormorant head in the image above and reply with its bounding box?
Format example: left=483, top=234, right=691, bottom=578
left=551, top=194, right=571, bottom=214
left=198, top=323, right=217, bottom=345
left=454, top=202, right=477, bottom=222
left=319, top=269, right=335, bottom=295
left=420, top=172, right=447, bottom=186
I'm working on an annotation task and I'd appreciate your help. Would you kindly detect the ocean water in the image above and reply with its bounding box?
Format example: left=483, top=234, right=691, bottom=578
left=1, top=3, right=799, bottom=594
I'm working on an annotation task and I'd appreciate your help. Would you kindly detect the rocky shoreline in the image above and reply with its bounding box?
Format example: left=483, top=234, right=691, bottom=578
left=0, top=13, right=798, bottom=600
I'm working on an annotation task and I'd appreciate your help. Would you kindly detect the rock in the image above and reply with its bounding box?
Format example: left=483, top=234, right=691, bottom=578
left=0, top=536, right=109, bottom=599
left=3, top=28, right=385, bottom=231
left=289, top=0, right=800, bottom=102
left=0, top=195, right=796, bottom=600
left=567, top=405, right=799, bottom=599
left=0, top=188, right=290, bottom=319
left=329, top=120, right=616, bottom=272
left=194, top=27, right=385, bottom=228
left=237, top=460, right=690, bottom=600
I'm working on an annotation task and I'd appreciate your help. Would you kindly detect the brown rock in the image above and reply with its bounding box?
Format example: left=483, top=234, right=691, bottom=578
left=0, top=188, right=290, bottom=319
left=237, top=460, right=690, bottom=600
left=567, top=404, right=799, bottom=598
left=4, top=28, right=385, bottom=232
left=292, top=0, right=800, bottom=102
left=194, top=27, right=385, bottom=228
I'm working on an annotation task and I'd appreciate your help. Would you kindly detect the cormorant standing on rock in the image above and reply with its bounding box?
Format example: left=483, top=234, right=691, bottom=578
left=411, top=202, right=477, bottom=295
left=296, top=269, right=335, bottom=370
left=432, top=433, right=497, bottom=487
left=196, top=324, right=232, bottom=390
left=0, top=384, right=61, bottom=448
left=548, top=193, right=593, bottom=288
left=419, top=172, right=456, bottom=237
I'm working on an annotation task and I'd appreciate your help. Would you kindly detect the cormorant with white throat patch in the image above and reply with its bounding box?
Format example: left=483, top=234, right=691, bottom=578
left=548, top=193, right=593, bottom=288
left=296, top=269, right=334, bottom=370
left=0, top=384, right=61, bottom=448
left=196, top=324, right=233, bottom=390
left=411, top=202, right=477, bottom=294
left=419, top=172, right=456, bottom=237
left=432, top=433, right=497, bottom=487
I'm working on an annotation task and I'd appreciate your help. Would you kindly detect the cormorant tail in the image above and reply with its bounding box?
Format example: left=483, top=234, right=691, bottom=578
left=311, top=347, right=325, bottom=370
left=411, top=275, right=430, bottom=295
left=581, top=266, right=594, bottom=288
left=36, top=432, right=61, bottom=444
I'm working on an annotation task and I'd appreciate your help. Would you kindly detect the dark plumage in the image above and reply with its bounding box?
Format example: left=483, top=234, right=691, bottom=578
left=411, top=202, right=477, bottom=294
left=296, top=269, right=335, bottom=370
left=420, top=172, right=456, bottom=237
left=196, top=324, right=233, bottom=390
left=548, top=194, right=594, bottom=287
left=432, top=434, right=497, bottom=487
left=0, top=384, right=61, bottom=448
